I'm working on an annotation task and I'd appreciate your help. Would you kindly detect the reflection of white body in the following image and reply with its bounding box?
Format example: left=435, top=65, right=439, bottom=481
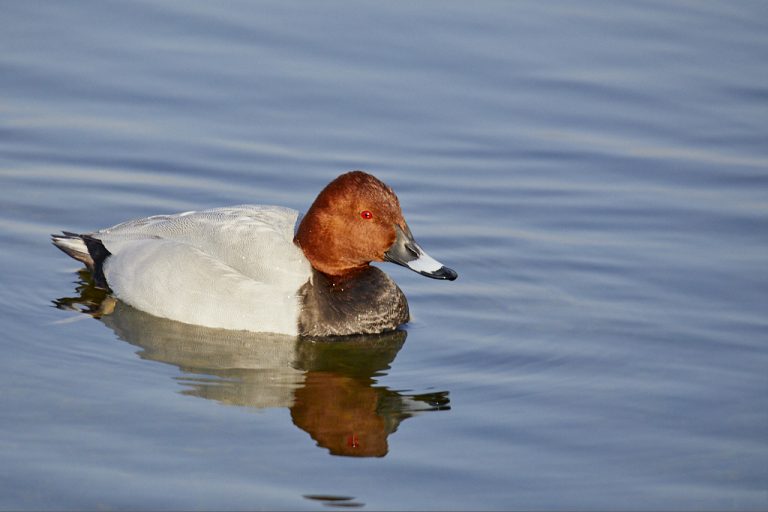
left=102, top=301, right=305, bottom=410
left=92, top=206, right=312, bottom=334
left=95, top=301, right=444, bottom=458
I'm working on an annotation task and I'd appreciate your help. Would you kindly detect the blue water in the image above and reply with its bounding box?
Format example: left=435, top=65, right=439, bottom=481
left=1, top=1, right=767, bottom=510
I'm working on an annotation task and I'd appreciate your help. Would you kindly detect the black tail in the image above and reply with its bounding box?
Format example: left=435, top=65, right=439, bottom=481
left=51, top=231, right=93, bottom=266
left=52, top=232, right=112, bottom=289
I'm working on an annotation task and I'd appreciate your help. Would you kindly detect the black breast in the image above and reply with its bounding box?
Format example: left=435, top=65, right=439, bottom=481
left=298, top=267, right=409, bottom=337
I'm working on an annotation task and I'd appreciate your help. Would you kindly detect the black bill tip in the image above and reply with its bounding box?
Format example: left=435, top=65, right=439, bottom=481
left=419, top=266, right=458, bottom=281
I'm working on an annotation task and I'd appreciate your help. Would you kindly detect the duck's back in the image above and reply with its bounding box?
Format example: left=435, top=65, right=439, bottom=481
left=94, top=206, right=312, bottom=334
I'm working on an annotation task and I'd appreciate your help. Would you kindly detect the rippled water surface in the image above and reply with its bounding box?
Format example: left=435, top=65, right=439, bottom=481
left=2, top=1, right=767, bottom=510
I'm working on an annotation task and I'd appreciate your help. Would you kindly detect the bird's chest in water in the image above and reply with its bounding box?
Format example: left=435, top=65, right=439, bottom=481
left=298, top=268, right=409, bottom=337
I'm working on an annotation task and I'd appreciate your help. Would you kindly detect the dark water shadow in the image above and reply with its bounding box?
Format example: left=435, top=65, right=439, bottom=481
left=303, top=494, right=365, bottom=508
left=55, top=270, right=450, bottom=458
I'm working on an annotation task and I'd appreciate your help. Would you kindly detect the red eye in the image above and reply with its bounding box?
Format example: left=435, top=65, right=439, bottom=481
left=360, top=210, right=373, bottom=220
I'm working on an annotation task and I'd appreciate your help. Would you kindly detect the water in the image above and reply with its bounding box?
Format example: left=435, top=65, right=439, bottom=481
left=1, top=1, right=767, bottom=510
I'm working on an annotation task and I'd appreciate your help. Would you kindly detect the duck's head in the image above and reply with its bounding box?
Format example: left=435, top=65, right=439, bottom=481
left=294, top=171, right=457, bottom=281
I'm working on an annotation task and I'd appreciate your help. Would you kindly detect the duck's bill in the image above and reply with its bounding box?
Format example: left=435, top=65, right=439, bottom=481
left=384, top=225, right=458, bottom=281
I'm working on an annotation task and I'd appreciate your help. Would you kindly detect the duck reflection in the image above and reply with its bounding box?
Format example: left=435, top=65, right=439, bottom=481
left=55, top=271, right=450, bottom=457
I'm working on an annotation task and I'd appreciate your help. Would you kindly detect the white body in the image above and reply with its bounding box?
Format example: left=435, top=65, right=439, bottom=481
left=93, top=206, right=312, bottom=334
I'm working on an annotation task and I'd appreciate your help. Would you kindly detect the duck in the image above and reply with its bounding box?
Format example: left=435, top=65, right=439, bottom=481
left=52, top=171, right=457, bottom=336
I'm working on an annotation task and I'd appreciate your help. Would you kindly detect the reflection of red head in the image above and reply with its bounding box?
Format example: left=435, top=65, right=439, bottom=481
left=291, top=372, right=389, bottom=457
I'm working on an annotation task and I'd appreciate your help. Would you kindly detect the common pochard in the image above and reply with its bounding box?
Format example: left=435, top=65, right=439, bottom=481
left=52, top=171, right=457, bottom=336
